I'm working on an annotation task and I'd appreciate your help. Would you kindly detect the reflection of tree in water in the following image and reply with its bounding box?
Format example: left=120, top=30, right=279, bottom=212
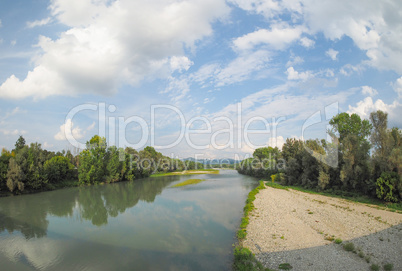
left=0, top=177, right=176, bottom=238
left=0, top=188, right=77, bottom=239
left=78, top=177, right=176, bottom=226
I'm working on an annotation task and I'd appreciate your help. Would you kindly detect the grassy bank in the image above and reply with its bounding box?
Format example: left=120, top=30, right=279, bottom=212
left=171, top=178, right=205, bottom=187
left=265, top=181, right=402, bottom=213
left=234, top=181, right=272, bottom=271
left=151, top=169, right=219, bottom=177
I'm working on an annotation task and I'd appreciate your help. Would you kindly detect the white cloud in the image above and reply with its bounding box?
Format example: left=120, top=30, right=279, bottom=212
left=301, top=0, right=402, bottom=74
left=348, top=97, right=402, bottom=126
left=326, top=48, right=338, bottom=60
left=231, top=0, right=402, bottom=75
left=228, top=0, right=283, bottom=18
left=10, top=40, right=16, bottom=46
left=54, top=119, right=84, bottom=141
left=0, top=0, right=229, bottom=99
left=183, top=50, right=271, bottom=90
left=1, top=129, right=26, bottom=136
left=300, top=37, right=315, bottom=48
left=286, top=55, right=304, bottom=67
left=26, top=17, right=52, bottom=28
left=0, top=19, right=2, bottom=28
left=268, top=135, right=286, bottom=149
left=286, top=67, right=313, bottom=81
left=87, top=121, right=96, bottom=131
left=233, top=24, right=304, bottom=51
left=215, top=50, right=271, bottom=86
left=43, top=142, right=54, bottom=149
left=170, top=56, right=193, bottom=73
left=394, top=76, right=402, bottom=98
left=340, top=64, right=364, bottom=76
left=203, top=97, right=215, bottom=104
left=361, top=85, right=378, bottom=97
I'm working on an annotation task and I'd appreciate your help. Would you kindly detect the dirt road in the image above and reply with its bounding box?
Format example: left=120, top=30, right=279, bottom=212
left=243, top=186, right=402, bottom=271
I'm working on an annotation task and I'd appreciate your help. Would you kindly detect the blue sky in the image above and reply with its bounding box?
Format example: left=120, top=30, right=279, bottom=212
left=0, top=0, right=401, bottom=159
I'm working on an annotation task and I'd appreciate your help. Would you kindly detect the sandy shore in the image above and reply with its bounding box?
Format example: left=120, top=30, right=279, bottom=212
left=243, top=186, right=402, bottom=271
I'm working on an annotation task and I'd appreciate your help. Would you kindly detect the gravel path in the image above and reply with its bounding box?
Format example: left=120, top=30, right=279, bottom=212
left=243, top=186, right=402, bottom=271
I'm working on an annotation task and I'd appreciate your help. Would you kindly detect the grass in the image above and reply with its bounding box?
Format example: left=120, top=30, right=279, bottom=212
left=171, top=179, right=205, bottom=187
left=384, top=263, right=394, bottom=271
left=370, top=264, right=380, bottom=271
left=342, top=242, right=355, bottom=252
left=233, top=247, right=272, bottom=271
left=263, top=180, right=402, bottom=213
left=234, top=181, right=271, bottom=271
left=265, top=181, right=289, bottom=190
left=278, top=263, right=293, bottom=270
left=237, top=181, right=266, bottom=240
left=151, top=169, right=219, bottom=177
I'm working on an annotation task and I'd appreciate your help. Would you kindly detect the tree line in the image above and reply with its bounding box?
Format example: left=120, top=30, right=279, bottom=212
left=0, top=135, right=204, bottom=195
left=237, top=110, right=402, bottom=203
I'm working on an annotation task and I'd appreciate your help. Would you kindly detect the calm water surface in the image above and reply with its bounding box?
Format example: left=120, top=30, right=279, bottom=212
left=0, top=170, right=258, bottom=271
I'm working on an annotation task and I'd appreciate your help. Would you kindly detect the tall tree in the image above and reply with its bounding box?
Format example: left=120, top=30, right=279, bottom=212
left=14, top=135, right=26, bottom=152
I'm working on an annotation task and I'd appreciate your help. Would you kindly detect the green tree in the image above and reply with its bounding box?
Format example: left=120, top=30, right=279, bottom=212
left=329, top=112, right=372, bottom=142
left=105, top=146, right=126, bottom=183
left=14, top=135, right=26, bottom=152
left=330, top=113, right=372, bottom=191
left=44, top=156, right=74, bottom=184
left=7, top=158, right=25, bottom=193
left=0, top=149, right=12, bottom=192
left=78, top=135, right=108, bottom=184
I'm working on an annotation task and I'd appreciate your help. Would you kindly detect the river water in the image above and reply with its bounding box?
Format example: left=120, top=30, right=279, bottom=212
left=0, top=170, right=258, bottom=271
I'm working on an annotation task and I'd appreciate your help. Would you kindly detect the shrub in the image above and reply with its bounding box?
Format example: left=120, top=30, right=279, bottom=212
left=278, top=263, right=293, bottom=270
left=376, top=172, right=400, bottom=202
left=334, top=238, right=342, bottom=244
left=384, top=263, right=393, bottom=271
left=370, top=264, right=379, bottom=271
left=343, top=242, right=355, bottom=252
left=233, top=247, right=270, bottom=271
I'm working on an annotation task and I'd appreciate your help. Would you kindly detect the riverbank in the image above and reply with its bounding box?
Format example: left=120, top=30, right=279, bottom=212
left=150, top=169, right=219, bottom=177
left=0, top=170, right=216, bottom=198
left=243, top=183, right=402, bottom=270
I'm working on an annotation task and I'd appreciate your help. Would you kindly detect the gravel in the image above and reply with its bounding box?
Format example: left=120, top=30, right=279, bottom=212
left=243, top=186, right=402, bottom=271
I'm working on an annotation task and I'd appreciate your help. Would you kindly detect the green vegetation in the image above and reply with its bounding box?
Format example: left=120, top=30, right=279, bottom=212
left=278, top=263, right=293, bottom=270
left=370, top=264, right=380, bottom=271
left=384, top=263, right=394, bottom=271
left=0, top=135, right=203, bottom=196
left=171, top=179, right=205, bottom=187
left=265, top=181, right=288, bottom=190
left=334, top=238, right=342, bottom=244
left=237, top=110, right=402, bottom=206
left=233, top=247, right=272, bottom=271
left=233, top=181, right=269, bottom=271
left=151, top=169, right=219, bottom=177
left=342, top=242, right=355, bottom=252
left=237, top=181, right=266, bottom=240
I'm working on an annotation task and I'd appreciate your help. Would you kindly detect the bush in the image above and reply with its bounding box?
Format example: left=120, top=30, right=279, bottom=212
left=384, top=263, right=393, bottom=271
left=343, top=242, right=355, bottom=252
left=44, top=156, right=74, bottom=184
left=334, top=238, right=342, bottom=244
left=376, top=172, right=400, bottom=202
left=233, top=247, right=270, bottom=271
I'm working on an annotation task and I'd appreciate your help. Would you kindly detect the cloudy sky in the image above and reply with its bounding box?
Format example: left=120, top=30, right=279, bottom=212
left=0, top=0, right=401, bottom=159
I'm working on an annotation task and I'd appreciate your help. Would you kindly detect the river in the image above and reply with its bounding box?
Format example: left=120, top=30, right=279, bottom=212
left=0, top=170, right=258, bottom=271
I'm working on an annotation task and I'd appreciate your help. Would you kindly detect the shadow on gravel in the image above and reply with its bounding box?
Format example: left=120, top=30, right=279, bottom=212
left=254, top=223, right=402, bottom=271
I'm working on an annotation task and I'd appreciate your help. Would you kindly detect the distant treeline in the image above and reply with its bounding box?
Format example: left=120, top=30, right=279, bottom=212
left=0, top=135, right=204, bottom=195
left=237, top=110, right=402, bottom=203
